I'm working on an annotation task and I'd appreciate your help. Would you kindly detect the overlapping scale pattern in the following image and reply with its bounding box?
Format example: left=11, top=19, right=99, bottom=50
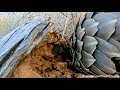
left=71, top=12, right=120, bottom=75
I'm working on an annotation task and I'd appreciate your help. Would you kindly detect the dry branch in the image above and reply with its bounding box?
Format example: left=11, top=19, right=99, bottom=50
left=0, top=20, right=50, bottom=78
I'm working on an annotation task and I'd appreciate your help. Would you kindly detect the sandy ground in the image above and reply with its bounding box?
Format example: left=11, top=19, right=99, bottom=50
left=11, top=32, right=120, bottom=78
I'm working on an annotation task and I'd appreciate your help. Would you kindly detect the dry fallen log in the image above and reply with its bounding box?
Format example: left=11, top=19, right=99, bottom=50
left=0, top=20, right=50, bottom=78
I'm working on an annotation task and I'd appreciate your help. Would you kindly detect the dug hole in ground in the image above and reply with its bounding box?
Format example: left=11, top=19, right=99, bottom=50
left=11, top=31, right=81, bottom=78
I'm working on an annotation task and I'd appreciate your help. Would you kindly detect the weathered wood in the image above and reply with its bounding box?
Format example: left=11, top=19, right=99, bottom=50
left=0, top=20, right=50, bottom=78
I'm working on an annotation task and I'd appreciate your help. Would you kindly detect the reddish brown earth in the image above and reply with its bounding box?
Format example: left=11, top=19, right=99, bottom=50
left=11, top=32, right=120, bottom=78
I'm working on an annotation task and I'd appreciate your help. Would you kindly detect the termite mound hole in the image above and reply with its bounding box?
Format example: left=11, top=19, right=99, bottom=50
left=52, top=42, right=81, bottom=73
left=11, top=32, right=80, bottom=78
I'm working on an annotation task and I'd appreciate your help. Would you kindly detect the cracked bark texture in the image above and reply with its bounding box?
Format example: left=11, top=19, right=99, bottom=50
left=0, top=20, right=49, bottom=78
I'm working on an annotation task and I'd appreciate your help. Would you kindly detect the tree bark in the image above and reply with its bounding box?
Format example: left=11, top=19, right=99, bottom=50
left=0, top=20, right=49, bottom=78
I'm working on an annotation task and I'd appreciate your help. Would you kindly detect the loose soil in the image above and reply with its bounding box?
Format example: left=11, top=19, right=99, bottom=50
left=11, top=32, right=120, bottom=78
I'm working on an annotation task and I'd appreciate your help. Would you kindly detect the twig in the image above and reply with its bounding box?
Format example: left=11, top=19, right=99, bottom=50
left=62, top=12, right=70, bottom=40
